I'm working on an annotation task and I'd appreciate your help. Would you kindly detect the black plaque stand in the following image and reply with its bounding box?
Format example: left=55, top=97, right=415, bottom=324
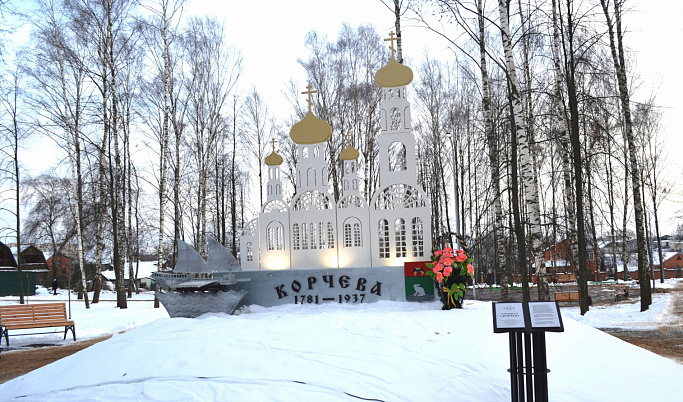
left=493, top=302, right=564, bottom=402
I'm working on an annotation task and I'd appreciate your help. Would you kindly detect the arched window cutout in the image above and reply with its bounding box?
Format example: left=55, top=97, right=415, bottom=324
left=301, top=223, right=309, bottom=250
left=344, top=223, right=352, bottom=248
left=353, top=222, right=362, bottom=247
left=263, top=200, right=288, bottom=213
left=389, top=142, right=407, bottom=171
left=242, top=219, right=258, bottom=236
left=352, top=179, right=358, bottom=190
left=403, top=106, right=411, bottom=129
left=390, top=108, right=401, bottom=130
left=318, top=222, right=325, bottom=249
left=307, top=168, right=316, bottom=186
left=344, top=218, right=361, bottom=248
left=293, top=224, right=300, bottom=250
left=303, top=147, right=309, bottom=158
left=395, top=218, right=406, bottom=257
left=293, top=190, right=333, bottom=211
left=314, top=146, right=320, bottom=158
left=266, top=222, right=284, bottom=251
left=378, top=219, right=390, bottom=258
left=327, top=222, right=335, bottom=249
left=310, top=223, right=318, bottom=250
left=412, top=217, right=424, bottom=257
left=374, top=184, right=427, bottom=210
left=246, top=242, right=253, bottom=261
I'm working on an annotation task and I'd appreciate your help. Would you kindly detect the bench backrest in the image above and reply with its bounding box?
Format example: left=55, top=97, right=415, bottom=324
left=0, top=303, right=68, bottom=326
left=554, top=292, right=579, bottom=301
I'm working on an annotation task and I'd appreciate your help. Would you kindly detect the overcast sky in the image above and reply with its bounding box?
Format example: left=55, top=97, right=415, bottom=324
left=2, top=0, right=681, bottom=237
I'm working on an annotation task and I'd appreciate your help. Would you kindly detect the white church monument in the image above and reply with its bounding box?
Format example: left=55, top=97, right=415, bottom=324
left=240, top=32, right=432, bottom=273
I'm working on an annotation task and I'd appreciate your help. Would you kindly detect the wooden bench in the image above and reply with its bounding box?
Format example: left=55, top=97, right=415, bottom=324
left=554, top=291, right=592, bottom=306
left=614, top=287, right=629, bottom=301
left=554, top=291, right=580, bottom=303
left=0, top=303, right=76, bottom=346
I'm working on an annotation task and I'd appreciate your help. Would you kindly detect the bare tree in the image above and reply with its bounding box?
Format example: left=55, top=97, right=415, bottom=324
left=635, top=101, right=668, bottom=283
left=184, top=16, right=241, bottom=257
left=244, top=88, right=270, bottom=207
left=497, top=0, right=548, bottom=300
left=140, top=0, right=185, bottom=290
left=600, top=0, right=651, bottom=310
left=0, top=65, right=27, bottom=303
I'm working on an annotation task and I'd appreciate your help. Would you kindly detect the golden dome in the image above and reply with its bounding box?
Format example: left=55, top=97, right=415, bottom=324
left=374, top=31, right=413, bottom=88
left=290, top=84, right=333, bottom=145
left=289, top=111, right=332, bottom=145
left=265, top=150, right=283, bottom=166
left=340, top=145, right=359, bottom=161
left=265, top=138, right=283, bottom=165
left=374, top=56, right=413, bottom=88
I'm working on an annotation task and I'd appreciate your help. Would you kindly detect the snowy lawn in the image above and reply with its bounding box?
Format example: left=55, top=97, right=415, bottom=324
left=1, top=281, right=682, bottom=401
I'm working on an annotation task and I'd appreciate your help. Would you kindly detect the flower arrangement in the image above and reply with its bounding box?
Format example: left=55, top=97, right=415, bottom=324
left=426, top=247, right=474, bottom=309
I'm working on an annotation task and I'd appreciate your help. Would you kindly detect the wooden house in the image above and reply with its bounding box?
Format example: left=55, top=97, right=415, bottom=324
left=542, top=239, right=599, bottom=282
left=19, top=245, right=50, bottom=286
left=0, top=241, right=17, bottom=268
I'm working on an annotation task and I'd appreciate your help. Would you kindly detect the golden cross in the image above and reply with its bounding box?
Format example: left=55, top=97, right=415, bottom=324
left=384, top=31, right=398, bottom=57
left=345, top=131, right=352, bottom=146
left=270, top=138, right=277, bottom=152
left=301, top=84, right=317, bottom=112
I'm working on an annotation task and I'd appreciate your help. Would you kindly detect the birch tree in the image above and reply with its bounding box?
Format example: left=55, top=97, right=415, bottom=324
left=184, top=16, right=241, bottom=256
left=600, top=0, right=651, bottom=310
left=28, top=0, right=91, bottom=306
left=498, top=0, right=548, bottom=300
left=558, top=0, right=590, bottom=313
left=244, top=88, right=270, bottom=207
left=141, top=0, right=185, bottom=284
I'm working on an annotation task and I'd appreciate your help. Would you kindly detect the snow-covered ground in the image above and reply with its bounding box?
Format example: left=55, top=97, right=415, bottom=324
left=1, top=280, right=682, bottom=401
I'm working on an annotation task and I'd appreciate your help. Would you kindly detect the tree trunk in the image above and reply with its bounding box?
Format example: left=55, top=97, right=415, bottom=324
left=498, top=0, right=547, bottom=300
left=600, top=0, right=650, bottom=309
left=476, top=0, right=508, bottom=300
left=563, top=0, right=590, bottom=314
left=394, top=0, right=403, bottom=64
left=56, top=38, right=89, bottom=308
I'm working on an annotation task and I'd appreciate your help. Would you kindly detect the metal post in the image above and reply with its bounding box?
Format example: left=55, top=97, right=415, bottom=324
left=447, top=133, right=460, bottom=246
left=509, top=333, right=519, bottom=401
left=448, top=133, right=476, bottom=299
left=516, top=332, right=525, bottom=401
left=532, top=332, right=549, bottom=402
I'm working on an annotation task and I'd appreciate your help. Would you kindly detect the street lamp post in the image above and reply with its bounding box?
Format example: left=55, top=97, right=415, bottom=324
left=447, top=132, right=476, bottom=300
left=447, top=133, right=460, bottom=245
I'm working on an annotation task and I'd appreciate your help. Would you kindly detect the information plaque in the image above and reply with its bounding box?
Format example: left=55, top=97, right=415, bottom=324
left=492, top=301, right=564, bottom=333
left=492, top=301, right=564, bottom=402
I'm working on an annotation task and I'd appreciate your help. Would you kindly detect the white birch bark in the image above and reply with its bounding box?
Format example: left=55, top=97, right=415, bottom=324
left=550, top=0, right=578, bottom=272
left=46, top=0, right=90, bottom=308
left=498, top=0, right=548, bottom=300
left=477, top=0, right=508, bottom=300
left=57, top=51, right=89, bottom=309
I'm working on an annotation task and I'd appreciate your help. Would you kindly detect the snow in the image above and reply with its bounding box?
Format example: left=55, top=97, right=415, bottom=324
left=1, top=281, right=683, bottom=401
left=101, top=260, right=159, bottom=281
